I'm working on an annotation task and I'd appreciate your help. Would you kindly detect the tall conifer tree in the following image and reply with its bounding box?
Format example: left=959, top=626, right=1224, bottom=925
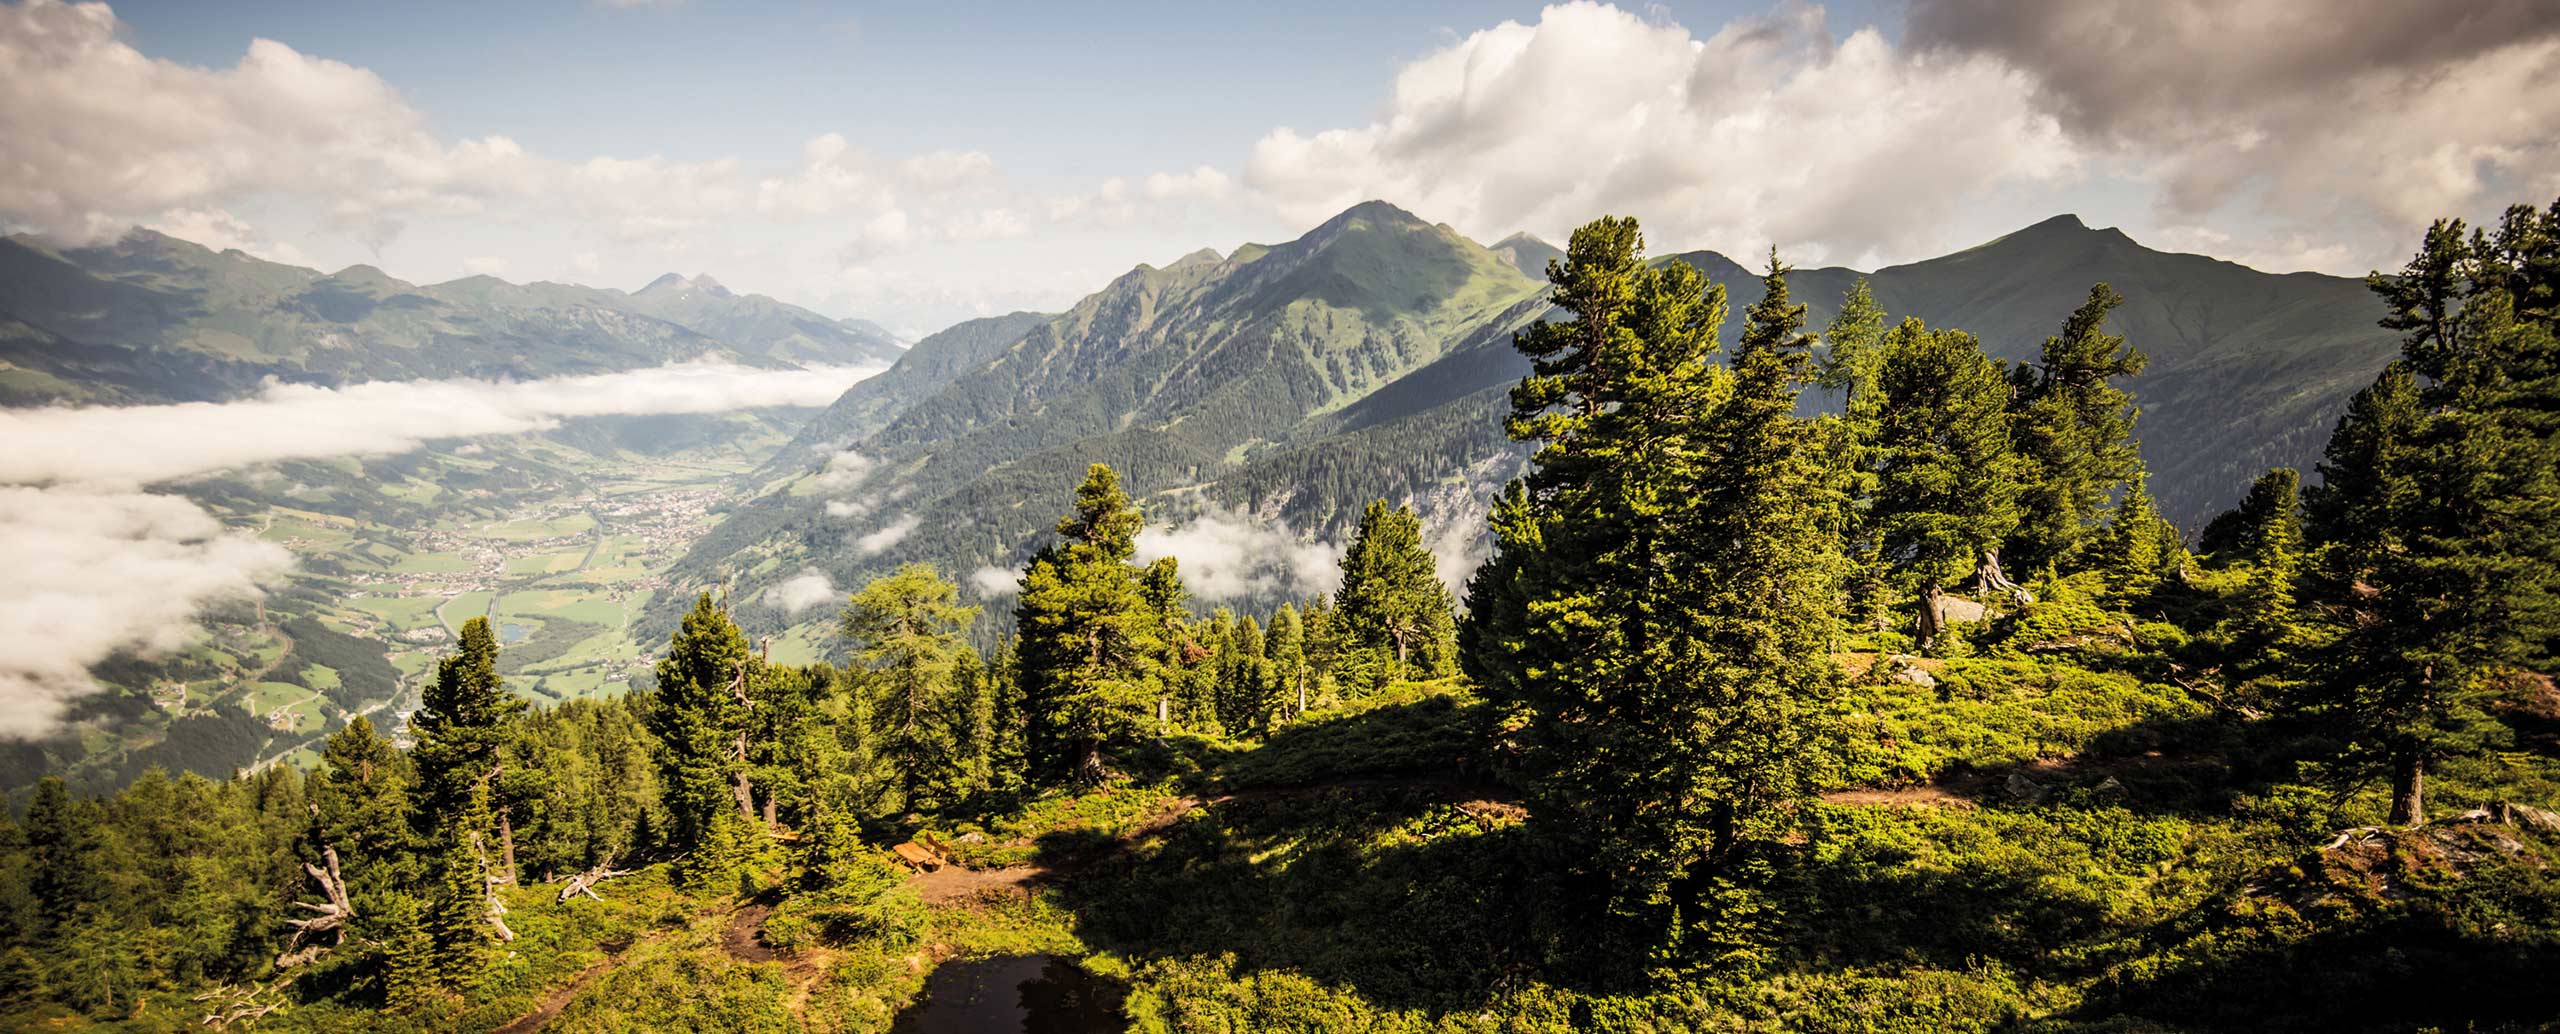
left=1014, top=465, right=1170, bottom=785
left=1334, top=499, right=1457, bottom=687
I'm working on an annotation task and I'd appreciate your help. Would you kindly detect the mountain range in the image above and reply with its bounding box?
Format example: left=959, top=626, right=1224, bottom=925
left=0, top=230, right=904, bottom=406
left=673, top=202, right=2403, bottom=637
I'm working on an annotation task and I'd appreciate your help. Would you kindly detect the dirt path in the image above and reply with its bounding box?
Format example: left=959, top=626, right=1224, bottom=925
left=1821, top=785, right=1976, bottom=808
left=721, top=900, right=778, bottom=963
left=489, top=933, right=651, bottom=1034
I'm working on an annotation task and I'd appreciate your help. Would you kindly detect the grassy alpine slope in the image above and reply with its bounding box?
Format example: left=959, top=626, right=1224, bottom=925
left=12, top=620, right=2551, bottom=1033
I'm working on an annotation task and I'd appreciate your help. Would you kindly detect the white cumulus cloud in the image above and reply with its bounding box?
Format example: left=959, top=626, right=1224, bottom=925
left=0, top=361, right=883, bottom=487
left=1242, top=1, right=2080, bottom=267
left=0, top=486, right=293, bottom=738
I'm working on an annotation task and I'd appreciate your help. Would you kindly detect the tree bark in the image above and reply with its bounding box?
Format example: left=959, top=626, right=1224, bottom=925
left=497, top=809, right=519, bottom=885
left=2391, top=749, right=2426, bottom=827
left=1916, top=581, right=1945, bottom=651
left=1975, top=547, right=2035, bottom=607
left=1077, top=739, right=1107, bottom=787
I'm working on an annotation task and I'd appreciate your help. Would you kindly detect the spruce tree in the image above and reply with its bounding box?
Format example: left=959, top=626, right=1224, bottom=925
left=1869, top=319, right=2025, bottom=648
left=311, top=717, right=416, bottom=904
left=1014, top=465, right=1170, bottom=785
left=843, top=564, right=978, bottom=813
left=983, top=636, right=1029, bottom=793
left=1819, top=279, right=1892, bottom=630
left=1215, top=612, right=1275, bottom=737
left=1469, top=223, right=1839, bottom=943
left=1672, top=253, right=1848, bottom=865
left=2296, top=206, right=2560, bottom=825
left=2008, top=284, right=2149, bottom=570
left=646, top=594, right=753, bottom=855
left=1333, top=499, right=1457, bottom=688
left=413, top=617, right=524, bottom=862
left=1265, top=603, right=1310, bottom=719
left=23, top=778, right=95, bottom=941
left=2088, top=473, right=2176, bottom=601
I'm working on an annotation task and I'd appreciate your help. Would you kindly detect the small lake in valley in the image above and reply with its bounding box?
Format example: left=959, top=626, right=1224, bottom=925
left=887, top=953, right=1125, bottom=1034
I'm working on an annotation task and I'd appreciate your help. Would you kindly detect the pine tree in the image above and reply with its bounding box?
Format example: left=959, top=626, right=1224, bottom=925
left=843, top=564, right=978, bottom=813
left=1334, top=499, right=1457, bottom=689
left=2088, top=473, right=2176, bottom=601
left=412, top=617, right=525, bottom=882
left=420, top=783, right=495, bottom=982
left=2008, top=284, right=2148, bottom=570
left=1014, top=465, right=1171, bottom=785
left=1468, top=223, right=1838, bottom=944
left=646, top=594, right=754, bottom=856
left=1265, top=603, right=1310, bottom=720
left=2296, top=206, right=2560, bottom=826
left=1869, top=319, right=2025, bottom=648
left=311, top=716, right=416, bottom=904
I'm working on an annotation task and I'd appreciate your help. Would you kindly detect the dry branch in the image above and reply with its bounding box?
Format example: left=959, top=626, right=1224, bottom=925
left=554, top=858, right=638, bottom=903
left=275, top=846, right=355, bottom=968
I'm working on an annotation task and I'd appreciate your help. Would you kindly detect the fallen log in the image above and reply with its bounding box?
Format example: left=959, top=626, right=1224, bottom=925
left=554, top=858, right=638, bottom=904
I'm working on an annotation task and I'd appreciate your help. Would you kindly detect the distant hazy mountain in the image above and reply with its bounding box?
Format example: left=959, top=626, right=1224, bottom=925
left=761, top=310, right=1055, bottom=475
left=682, top=202, right=2401, bottom=632
left=1488, top=232, right=1565, bottom=279
left=0, top=229, right=903, bottom=406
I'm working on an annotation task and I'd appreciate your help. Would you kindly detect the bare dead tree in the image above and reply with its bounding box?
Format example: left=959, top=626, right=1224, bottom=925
left=193, top=981, right=284, bottom=1029
left=276, top=845, right=355, bottom=968
left=553, top=857, right=639, bottom=904
left=469, top=832, right=517, bottom=943
left=1975, top=547, right=2036, bottom=608
left=728, top=646, right=758, bottom=824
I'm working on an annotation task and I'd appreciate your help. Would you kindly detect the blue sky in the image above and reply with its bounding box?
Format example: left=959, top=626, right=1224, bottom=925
left=6, top=0, right=2552, bottom=334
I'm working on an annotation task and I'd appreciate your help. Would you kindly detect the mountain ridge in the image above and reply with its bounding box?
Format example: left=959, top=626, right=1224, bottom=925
left=676, top=201, right=2401, bottom=641
left=0, top=229, right=904, bottom=406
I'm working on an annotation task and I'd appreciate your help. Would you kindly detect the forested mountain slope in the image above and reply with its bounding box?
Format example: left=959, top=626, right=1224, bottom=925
left=756, top=310, right=1055, bottom=479
left=1667, top=215, right=2403, bottom=525
left=682, top=205, right=2403, bottom=638
left=0, top=230, right=903, bottom=405
left=674, top=201, right=1551, bottom=626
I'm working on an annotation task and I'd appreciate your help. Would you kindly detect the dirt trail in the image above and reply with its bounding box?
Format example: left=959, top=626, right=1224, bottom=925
left=1821, top=785, right=1976, bottom=808
left=490, top=933, right=649, bottom=1034
left=721, top=900, right=778, bottom=962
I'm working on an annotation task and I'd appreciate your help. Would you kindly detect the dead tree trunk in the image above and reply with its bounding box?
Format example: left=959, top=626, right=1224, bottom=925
left=554, top=858, right=638, bottom=904
left=727, top=652, right=758, bottom=824
left=277, top=845, right=356, bottom=968
left=1916, top=581, right=1946, bottom=652
left=496, top=805, right=519, bottom=885
left=470, top=833, right=516, bottom=943
left=2391, top=749, right=2426, bottom=827
left=1975, top=547, right=2035, bottom=607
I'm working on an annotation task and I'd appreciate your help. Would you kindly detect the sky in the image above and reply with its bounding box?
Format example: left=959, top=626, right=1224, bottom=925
left=4, top=0, right=2556, bottom=336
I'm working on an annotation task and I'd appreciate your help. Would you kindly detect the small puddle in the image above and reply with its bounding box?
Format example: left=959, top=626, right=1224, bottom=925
left=499, top=622, right=533, bottom=643
left=889, top=953, right=1125, bottom=1034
